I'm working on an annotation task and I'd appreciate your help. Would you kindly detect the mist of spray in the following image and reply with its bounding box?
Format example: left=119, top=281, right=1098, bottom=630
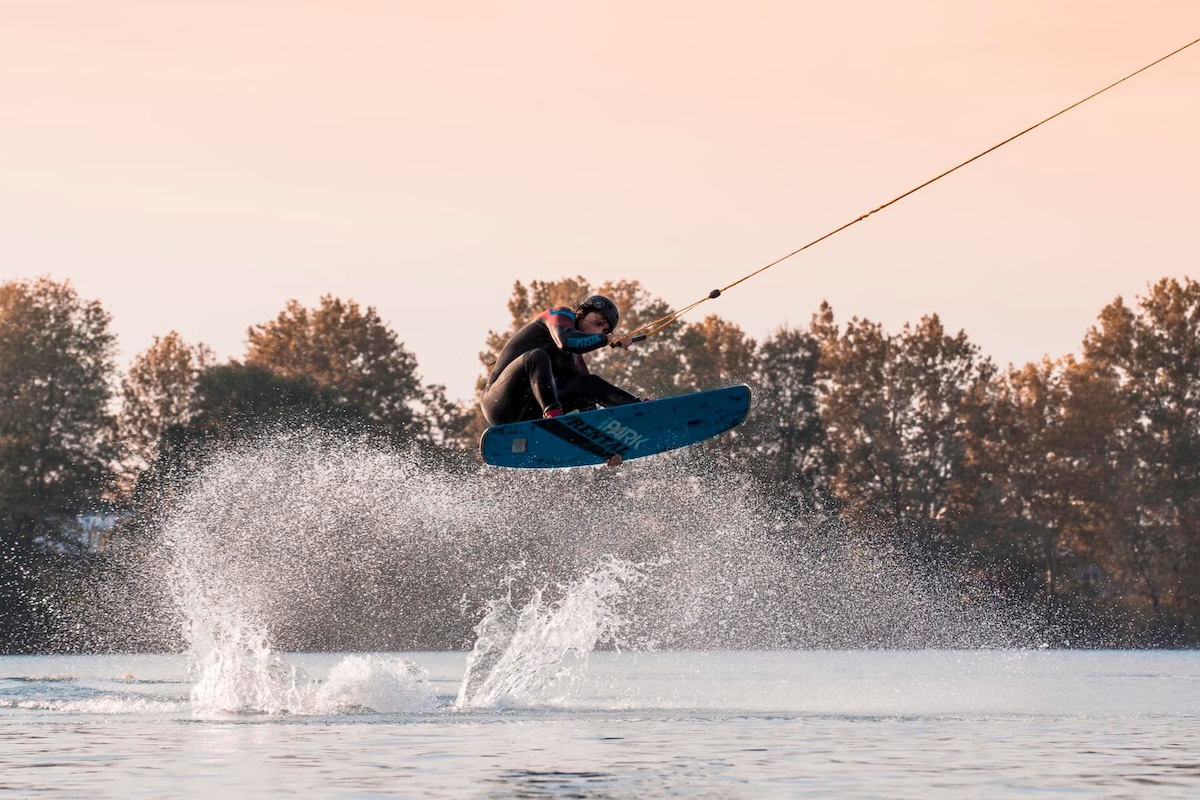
left=82, top=429, right=1044, bottom=713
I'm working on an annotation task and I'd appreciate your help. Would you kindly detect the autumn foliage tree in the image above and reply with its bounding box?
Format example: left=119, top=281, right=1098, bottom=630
left=132, top=363, right=371, bottom=507
left=245, top=295, right=467, bottom=445
left=739, top=325, right=830, bottom=512
left=0, top=277, right=117, bottom=651
left=814, top=305, right=992, bottom=549
left=7, top=265, right=1200, bottom=650
left=0, top=278, right=117, bottom=538
left=956, top=358, right=1127, bottom=604
left=118, top=331, right=215, bottom=490
left=1081, top=278, right=1200, bottom=639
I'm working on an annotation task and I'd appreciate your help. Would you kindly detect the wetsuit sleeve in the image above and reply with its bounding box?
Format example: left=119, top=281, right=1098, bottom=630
left=542, top=308, right=609, bottom=353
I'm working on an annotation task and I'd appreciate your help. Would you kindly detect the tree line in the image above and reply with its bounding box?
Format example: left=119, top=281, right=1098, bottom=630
left=2, top=274, right=1198, bottom=650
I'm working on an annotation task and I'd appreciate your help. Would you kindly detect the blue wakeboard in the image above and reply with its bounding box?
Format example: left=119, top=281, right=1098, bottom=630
left=480, top=385, right=751, bottom=468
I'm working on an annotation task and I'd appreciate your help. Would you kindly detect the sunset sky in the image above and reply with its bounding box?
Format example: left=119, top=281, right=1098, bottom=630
left=2, top=1, right=1197, bottom=400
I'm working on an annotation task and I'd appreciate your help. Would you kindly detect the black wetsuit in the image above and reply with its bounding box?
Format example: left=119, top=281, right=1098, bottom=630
left=481, top=307, right=640, bottom=425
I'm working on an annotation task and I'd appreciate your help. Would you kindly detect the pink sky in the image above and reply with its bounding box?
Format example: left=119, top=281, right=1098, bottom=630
left=2, top=1, right=1198, bottom=399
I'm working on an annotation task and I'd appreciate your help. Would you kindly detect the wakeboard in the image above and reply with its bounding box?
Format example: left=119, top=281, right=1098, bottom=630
left=480, top=384, right=751, bottom=468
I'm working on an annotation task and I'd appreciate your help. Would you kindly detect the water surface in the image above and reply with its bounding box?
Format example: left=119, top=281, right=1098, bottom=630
left=3, top=650, right=1198, bottom=798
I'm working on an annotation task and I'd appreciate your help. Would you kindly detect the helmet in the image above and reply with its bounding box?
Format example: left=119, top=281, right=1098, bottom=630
left=578, top=295, right=619, bottom=330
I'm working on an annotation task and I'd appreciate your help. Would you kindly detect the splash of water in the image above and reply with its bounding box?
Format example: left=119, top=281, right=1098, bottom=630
left=456, top=557, right=643, bottom=710
left=311, top=655, right=439, bottom=714
left=185, top=604, right=438, bottom=716
left=186, top=607, right=301, bottom=716
left=82, top=429, right=1048, bottom=714
left=0, top=695, right=189, bottom=714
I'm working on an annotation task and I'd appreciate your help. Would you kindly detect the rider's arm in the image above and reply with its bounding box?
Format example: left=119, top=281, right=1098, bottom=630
left=543, top=308, right=609, bottom=353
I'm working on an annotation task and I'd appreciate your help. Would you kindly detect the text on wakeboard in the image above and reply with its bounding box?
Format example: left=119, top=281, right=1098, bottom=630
left=562, top=415, right=649, bottom=452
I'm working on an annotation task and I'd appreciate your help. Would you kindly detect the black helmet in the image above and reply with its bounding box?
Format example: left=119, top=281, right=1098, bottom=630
left=578, top=295, right=619, bottom=330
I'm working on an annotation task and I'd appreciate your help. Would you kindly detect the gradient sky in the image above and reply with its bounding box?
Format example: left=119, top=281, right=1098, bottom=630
left=2, top=1, right=1197, bottom=400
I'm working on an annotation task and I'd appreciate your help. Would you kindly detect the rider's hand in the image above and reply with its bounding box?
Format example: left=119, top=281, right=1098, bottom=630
left=609, top=335, right=637, bottom=350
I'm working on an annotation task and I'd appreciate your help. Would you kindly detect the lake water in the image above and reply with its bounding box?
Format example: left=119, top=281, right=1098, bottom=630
left=3, top=649, right=1199, bottom=798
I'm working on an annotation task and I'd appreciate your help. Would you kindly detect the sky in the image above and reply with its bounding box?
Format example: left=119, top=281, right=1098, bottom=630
left=2, top=1, right=1197, bottom=401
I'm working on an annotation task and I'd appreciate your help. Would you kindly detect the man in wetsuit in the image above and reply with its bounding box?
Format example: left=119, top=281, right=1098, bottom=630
left=481, top=294, right=641, bottom=427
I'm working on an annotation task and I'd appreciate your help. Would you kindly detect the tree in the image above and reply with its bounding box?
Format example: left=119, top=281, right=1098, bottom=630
left=961, top=358, right=1121, bottom=598
left=414, top=382, right=477, bottom=453
left=0, top=277, right=117, bottom=652
left=1082, top=278, right=1200, bottom=639
left=674, top=315, right=758, bottom=391
left=816, top=306, right=991, bottom=547
left=136, top=363, right=369, bottom=507
left=117, top=332, right=214, bottom=491
left=245, top=296, right=425, bottom=439
left=176, top=363, right=365, bottom=442
left=739, top=325, right=831, bottom=512
left=0, top=277, right=117, bottom=538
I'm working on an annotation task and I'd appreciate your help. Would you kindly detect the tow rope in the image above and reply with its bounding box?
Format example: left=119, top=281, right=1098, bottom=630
left=617, top=35, right=1200, bottom=345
